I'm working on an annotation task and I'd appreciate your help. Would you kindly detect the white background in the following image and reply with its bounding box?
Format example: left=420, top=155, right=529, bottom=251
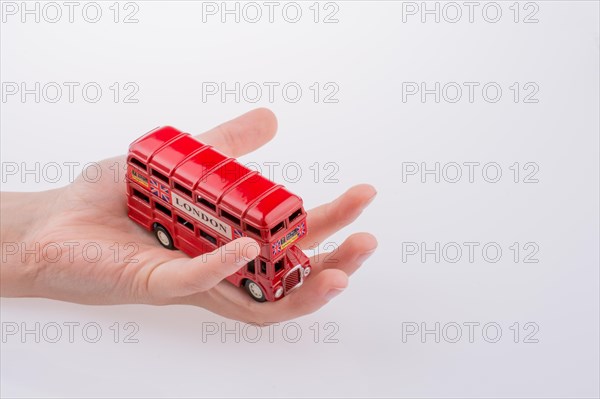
left=1, top=1, right=599, bottom=397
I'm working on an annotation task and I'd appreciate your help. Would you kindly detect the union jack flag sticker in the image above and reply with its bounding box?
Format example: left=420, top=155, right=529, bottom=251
left=272, top=241, right=282, bottom=256
left=298, top=221, right=306, bottom=237
left=234, top=228, right=245, bottom=239
left=150, top=178, right=170, bottom=203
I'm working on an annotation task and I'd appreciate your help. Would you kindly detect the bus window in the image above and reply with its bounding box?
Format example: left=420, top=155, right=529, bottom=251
left=270, top=221, right=285, bottom=236
left=245, top=223, right=261, bottom=238
left=155, top=202, right=171, bottom=217
left=132, top=188, right=149, bottom=204
left=289, top=208, right=302, bottom=223
left=151, top=169, right=169, bottom=184
left=130, top=157, right=147, bottom=171
left=197, top=195, right=216, bottom=211
left=176, top=215, right=194, bottom=231
left=221, top=209, right=240, bottom=225
left=199, top=229, right=217, bottom=245
left=247, top=259, right=255, bottom=274
left=174, top=182, right=192, bottom=197
left=259, top=260, right=267, bottom=275
left=274, top=258, right=284, bottom=274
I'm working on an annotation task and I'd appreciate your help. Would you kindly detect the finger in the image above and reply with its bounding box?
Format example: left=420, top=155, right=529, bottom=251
left=196, top=108, right=278, bottom=157
left=265, top=269, right=350, bottom=322
left=146, top=237, right=260, bottom=299
left=261, top=234, right=378, bottom=323
left=217, top=234, right=377, bottom=323
left=299, top=184, right=377, bottom=250
left=211, top=268, right=350, bottom=324
left=311, top=232, right=378, bottom=276
left=234, top=234, right=377, bottom=322
left=175, top=234, right=376, bottom=323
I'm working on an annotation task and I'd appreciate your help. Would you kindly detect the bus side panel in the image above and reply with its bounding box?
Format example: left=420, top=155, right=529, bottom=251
left=152, top=211, right=174, bottom=236
left=126, top=186, right=153, bottom=231
left=127, top=206, right=153, bottom=231
left=173, top=225, right=206, bottom=258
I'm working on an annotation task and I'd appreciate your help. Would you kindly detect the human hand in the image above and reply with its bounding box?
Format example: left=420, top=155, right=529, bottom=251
left=0, top=108, right=377, bottom=323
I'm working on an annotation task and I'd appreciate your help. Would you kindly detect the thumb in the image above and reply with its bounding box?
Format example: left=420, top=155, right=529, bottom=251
left=147, top=237, right=260, bottom=299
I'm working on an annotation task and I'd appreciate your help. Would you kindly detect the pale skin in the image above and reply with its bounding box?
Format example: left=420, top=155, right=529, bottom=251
left=0, top=108, right=378, bottom=323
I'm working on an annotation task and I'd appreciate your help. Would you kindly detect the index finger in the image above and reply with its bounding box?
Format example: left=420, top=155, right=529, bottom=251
left=195, top=108, right=278, bottom=157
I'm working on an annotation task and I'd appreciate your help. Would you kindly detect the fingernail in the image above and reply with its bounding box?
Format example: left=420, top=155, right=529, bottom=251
left=325, top=288, right=345, bottom=301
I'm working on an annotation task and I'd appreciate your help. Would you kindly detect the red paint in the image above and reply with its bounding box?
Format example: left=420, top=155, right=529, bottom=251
left=126, top=126, right=311, bottom=302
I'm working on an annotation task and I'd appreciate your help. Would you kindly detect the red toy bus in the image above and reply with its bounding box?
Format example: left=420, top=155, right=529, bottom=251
left=125, top=126, right=311, bottom=302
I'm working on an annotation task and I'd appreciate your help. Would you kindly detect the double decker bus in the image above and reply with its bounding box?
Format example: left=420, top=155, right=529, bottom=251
left=125, top=126, right=311, bottom=302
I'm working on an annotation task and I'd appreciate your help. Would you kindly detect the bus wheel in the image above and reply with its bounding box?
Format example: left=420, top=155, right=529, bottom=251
left=154, top=224, right=175, bottom=250
left=244, top=280, right=266, bottom=302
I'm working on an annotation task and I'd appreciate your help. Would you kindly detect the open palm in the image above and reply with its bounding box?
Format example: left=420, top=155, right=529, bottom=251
left=13, top=109, right=377, bottom=323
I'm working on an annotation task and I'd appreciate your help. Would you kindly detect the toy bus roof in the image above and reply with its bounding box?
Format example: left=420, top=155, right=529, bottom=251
left=128, top=126, right=303, bottom=227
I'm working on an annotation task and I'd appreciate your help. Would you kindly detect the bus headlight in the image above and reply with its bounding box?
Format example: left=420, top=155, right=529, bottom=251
left=303, top=266, right=311, bottom=277
left=275, top=286, right=284, bottom=298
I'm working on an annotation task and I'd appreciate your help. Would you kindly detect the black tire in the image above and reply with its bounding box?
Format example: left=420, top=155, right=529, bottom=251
left=244, top=280, right=266, bottom=302
left=154, top=224, right=175, bottom=250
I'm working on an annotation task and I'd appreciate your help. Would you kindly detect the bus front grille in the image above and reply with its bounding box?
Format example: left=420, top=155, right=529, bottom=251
left=284, top=267, right=302, bottom=293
